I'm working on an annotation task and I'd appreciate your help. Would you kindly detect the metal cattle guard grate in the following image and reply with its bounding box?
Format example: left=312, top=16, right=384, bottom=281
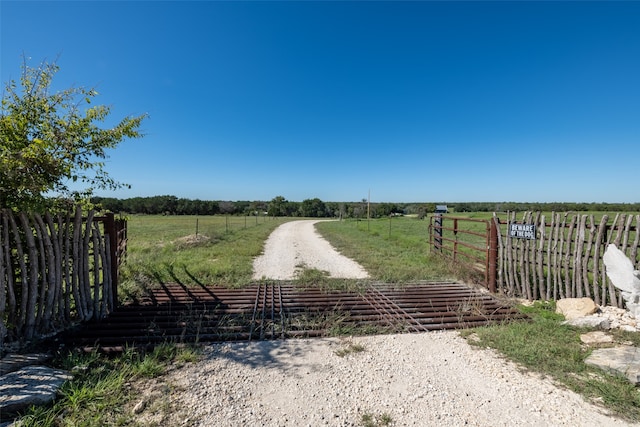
left=62, top=282, right=528, bottom=352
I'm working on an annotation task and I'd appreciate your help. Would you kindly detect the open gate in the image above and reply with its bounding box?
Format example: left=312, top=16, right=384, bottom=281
left=428, top=214, right=498, bottom=292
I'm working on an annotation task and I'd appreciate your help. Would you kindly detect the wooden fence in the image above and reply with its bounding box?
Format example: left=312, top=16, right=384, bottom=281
left=494, top=212, right=639, bottom=307
left=0, top=207, right=126, bottom=347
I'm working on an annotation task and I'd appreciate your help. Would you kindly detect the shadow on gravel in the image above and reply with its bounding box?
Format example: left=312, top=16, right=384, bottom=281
left=202, top=338, right=332, bottom=373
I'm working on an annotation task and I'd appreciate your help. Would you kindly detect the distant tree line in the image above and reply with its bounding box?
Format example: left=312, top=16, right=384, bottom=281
left=91, top=195, right=426, bottom=218
left=90, top=196, right=639, bottom=218
left=449, top=202, right=640, bottom=213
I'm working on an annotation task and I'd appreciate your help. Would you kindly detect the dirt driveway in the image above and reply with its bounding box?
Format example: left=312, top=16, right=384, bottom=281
left=252, top=219, right=369, bottom=280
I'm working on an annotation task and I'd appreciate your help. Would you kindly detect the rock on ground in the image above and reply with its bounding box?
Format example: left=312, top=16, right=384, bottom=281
left=586, top=347, right=640, bottom=386
left=0, top=365, right=71, bottom=418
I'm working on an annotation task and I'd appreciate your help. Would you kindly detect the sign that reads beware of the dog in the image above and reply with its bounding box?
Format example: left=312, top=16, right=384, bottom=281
left=508, top=223, right=536, bottom=240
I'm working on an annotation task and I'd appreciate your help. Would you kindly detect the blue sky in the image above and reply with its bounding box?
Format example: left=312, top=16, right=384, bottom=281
left=2, top=1, right=639, bottom=203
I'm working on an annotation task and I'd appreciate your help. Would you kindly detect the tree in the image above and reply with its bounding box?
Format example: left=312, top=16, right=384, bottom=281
left=375, top=203, right=399, bottom=217
left=299, top=198, right=328, bottom=218
left=267, top=196, right=288, bottom=217
left=0, top=58, right=147, bottom=211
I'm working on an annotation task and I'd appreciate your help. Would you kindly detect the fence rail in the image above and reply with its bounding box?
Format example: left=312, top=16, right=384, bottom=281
left=0, top=207, right=126, bottom=348
left=428, top=215, right=497, bottom=291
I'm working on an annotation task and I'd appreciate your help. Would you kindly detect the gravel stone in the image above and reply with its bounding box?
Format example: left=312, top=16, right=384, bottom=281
left=160, top=332, right=636, bottom=426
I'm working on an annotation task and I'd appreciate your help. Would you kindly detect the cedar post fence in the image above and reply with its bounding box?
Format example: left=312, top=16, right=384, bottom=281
left=430, top=212, right=639, bottom=308
left=0, top=207, right=127, bottom=348
left=494, top=212, right=639, bottom=307
left=429, top=212, right=640, bottom=307
left=104, top=212, right=118, bottom=308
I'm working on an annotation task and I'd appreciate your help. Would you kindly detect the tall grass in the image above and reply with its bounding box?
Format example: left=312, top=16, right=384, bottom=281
left=15, top=214, right=640, bottom=424
left=120, top=215, right=482, bottom=301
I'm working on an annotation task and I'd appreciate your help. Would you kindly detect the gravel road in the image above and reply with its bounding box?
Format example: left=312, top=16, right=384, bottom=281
left=159, top=333, right=633, bottom=427
left=139, top=220, right=636, bottom=426
left=252, top=220, right=369, bottom=280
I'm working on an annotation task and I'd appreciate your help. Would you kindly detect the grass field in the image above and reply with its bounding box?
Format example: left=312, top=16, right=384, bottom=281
left=316, top=217, right=483, bottom=284
left=119, top=211, right=637, bottom=301
left=118, top=215, right=294, bottom=300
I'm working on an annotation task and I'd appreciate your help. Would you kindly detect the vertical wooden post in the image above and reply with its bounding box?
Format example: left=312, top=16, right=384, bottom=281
left=104, top=212, right=119, bottom=308
left=488, top=218, right=498, bottom=293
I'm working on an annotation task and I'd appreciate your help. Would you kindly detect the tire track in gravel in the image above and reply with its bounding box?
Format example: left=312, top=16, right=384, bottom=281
left=252, top=219, right=369, bottom=280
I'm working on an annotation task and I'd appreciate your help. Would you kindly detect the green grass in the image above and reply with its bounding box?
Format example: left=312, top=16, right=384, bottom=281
left=316, top=218, right=484, bottom=284
left=120, top=215, right=482, bottom=301
left=334, top=340, right=366, bottom=357
left=360, top=412, right=393, bottom=427
left=16, top=343, right=202, bottom=426
left=118, top=215, right=295, bottom=301
left=446, top=211, right=638, bottom=221
left=462, top=301, right=640, bottom=422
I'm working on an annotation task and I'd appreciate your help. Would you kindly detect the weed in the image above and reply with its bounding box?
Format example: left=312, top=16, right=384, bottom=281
left=295, top=265, right=331, bottom=285
left=41, top=214, right=640, bottom=424
left=360, top=411, right=393, bottom=427
left=118, top=215, right=294, bottom=299
left=334, top=340, right=366, bottom=357
left=316, top=219, right=460, bottom=283
left=328, top=322, right=389, bottom=337
left=175, top=345, right=202, bottom=364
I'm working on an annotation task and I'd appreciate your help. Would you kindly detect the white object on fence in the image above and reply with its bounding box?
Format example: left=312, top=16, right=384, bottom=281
left=603, top=244, right=640, bottom=318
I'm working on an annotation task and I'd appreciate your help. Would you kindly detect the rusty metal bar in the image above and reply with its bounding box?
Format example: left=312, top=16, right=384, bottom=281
left=278, top=284, right=285, bottom=339
left=428, top=215, right=492, bottom=289
left=248, top=284, right=261, bottom=341
left=365, top=287, right=427, bottom=332
left=260, top=284, right=267, bottom=340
